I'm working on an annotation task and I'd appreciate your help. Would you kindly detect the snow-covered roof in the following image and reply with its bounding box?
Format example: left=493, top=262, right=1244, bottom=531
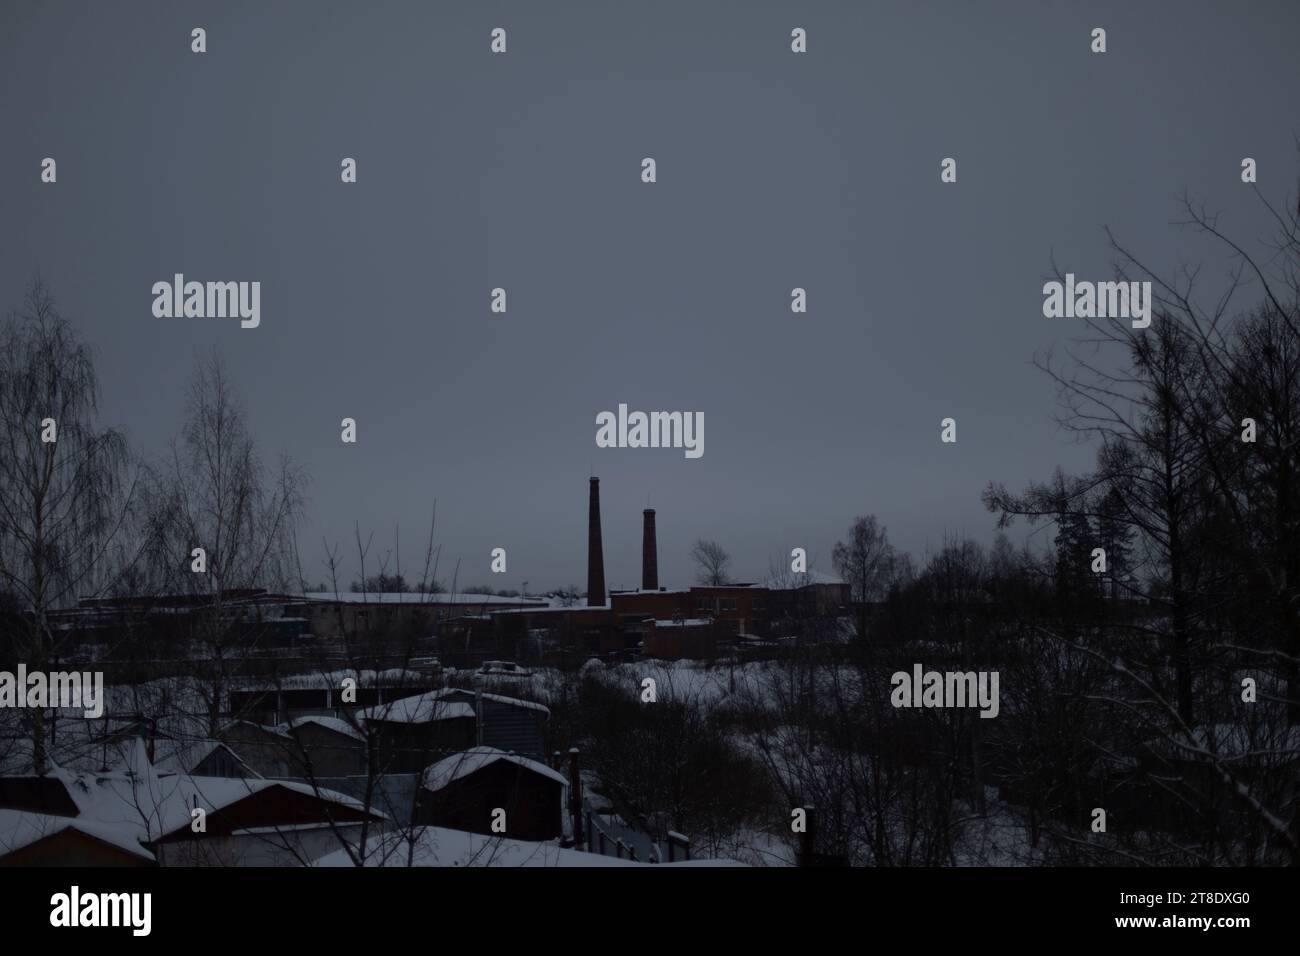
left=610, top=588, right=692, bottom=596
left=363, top=687, right=549, bottom=724
left=222, top=719, right=292, bottom=739
left=313, top=824, right=643, bottom=867
left=15, top=741, right=386, bottom=848
left=492, top=602, right=611, bottom=614
left=361, top=697, right=475, bottom=724
left=465, top=690, right=549, bottom=714
left=762, top=569, right=845, bottom=590
left=284, top=715, right=367, bottom=741
left=655, top=858, right=750, bottom=867
left=422, top=747, right=568, bottom=793
left=302, top=592, right=547, bottom=606
left=0, top=808, right=156, bottom=862
left=311, top=823, right=747, bottom=868
left=231, top=669, right=427, bottom=691
left=151, top=738, right=262, bottom=778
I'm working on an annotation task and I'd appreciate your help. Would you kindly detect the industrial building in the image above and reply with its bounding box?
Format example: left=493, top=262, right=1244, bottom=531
left=23, top=480, right=848, bottom=676
left=484, top=477, right=849, bottom=661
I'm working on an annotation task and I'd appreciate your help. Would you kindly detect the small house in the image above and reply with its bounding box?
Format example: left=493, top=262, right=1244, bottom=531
left=415, top=747, right=566, bottom=841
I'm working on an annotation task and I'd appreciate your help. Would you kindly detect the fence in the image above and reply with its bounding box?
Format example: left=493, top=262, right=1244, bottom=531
left=581, top=797, right=689, bottom=863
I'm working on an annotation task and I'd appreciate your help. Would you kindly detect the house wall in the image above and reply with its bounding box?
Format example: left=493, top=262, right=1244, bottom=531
left=686, top=586, right=766, bottom=635
left=437, top=689, right=548, bottom=758
left=369, top=717, right=476, bottom=773
left=415, top=761, right=563, bottom=842
left=609, top=586, right=771, bottom=639
left=304, top=598, right=544, bottom=640
left=285, top=724, right=368, bottom=777
left=220, top=724, right=294, bottom=778
left=154, top=823, right=366, bottom=866
left=479, top=699, right=546, bottom=757
left=768, top=582, right=850, bottom=621
left=0, top=830, right=153, bottom=867
left=152, top=784, right=380, bottom=865
left=192, top=746, right=256, bottom=778
left=642, top=625, right=716, bottom=660
left=0, top=777, right=81, bottom=815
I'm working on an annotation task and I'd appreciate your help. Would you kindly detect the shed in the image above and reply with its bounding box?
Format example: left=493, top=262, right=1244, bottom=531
left=415, top=747, right=565, bottom=841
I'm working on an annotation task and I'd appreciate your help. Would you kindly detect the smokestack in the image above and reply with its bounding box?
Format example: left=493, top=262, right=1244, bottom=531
left=642, top=509, right=658, bottom=591
left=587, top=478, right=606, bottom=606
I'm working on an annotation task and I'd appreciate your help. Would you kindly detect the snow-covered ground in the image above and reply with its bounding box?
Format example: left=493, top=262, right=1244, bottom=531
left=313, top=826, right=748, bottom=867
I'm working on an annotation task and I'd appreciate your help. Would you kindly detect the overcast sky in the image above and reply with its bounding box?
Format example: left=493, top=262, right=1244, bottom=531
left=3, top=1, right=1298, bottom=592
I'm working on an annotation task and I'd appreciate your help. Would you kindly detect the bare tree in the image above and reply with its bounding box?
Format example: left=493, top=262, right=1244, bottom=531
left=143, top=353, right=304, bottom=735
left=832, top=516, right=894, bottom=603
left=985, top=156, right=1300, bottom=862
left=832, top=515, right=894, bottom=642
left=690, top=539, right=732, bottom=586
left=0, top=280, right=141, bottom=772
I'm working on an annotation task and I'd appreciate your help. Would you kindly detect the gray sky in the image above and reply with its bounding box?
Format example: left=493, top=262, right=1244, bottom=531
left=3, top=1, right=1298, bottom=592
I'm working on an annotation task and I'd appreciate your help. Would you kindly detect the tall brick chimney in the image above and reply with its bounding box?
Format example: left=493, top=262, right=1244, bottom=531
left=642, top=509, right=658, bottom=591
left=587, top=478, right=606, bottom=606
